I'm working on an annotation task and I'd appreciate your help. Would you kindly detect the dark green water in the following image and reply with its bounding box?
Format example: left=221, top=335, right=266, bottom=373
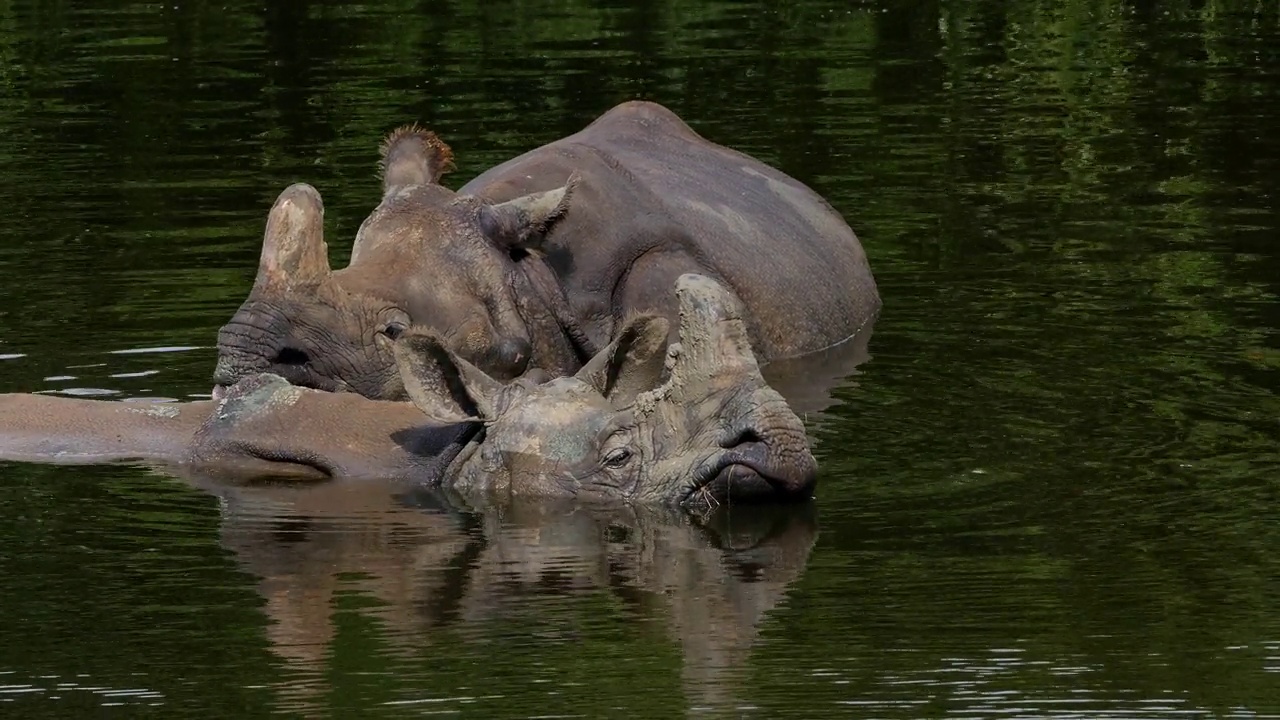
left=1, top=0, right=1278, bottom=717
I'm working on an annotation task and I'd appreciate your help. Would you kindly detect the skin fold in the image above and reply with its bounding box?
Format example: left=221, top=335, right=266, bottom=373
left=0, top=275, right=819, bottom=509
left=213, top=100, right=881, bottom=400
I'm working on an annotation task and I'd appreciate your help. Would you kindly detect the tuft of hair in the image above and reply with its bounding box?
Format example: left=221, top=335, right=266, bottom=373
left=378, top=123, right=455, bottom=183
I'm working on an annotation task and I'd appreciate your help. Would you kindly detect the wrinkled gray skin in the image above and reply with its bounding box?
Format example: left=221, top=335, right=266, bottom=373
left=0, top=275, right=817, bottom=508
left=213, top=100, right=881, bottom=400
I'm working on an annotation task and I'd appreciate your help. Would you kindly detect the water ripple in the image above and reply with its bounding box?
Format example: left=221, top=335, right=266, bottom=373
left=0, top=671, right=165, bottom=708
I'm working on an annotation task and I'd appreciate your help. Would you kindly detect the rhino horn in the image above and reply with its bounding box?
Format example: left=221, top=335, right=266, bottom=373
left=257, top=183, right=331, bottom=289
left=668, top=274, right=758, bottom=396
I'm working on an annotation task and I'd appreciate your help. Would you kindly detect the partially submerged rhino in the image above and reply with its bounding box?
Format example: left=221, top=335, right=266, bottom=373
left=214, top=100, right=880, bottom=399
left=0, top=276, right=816, bottom=507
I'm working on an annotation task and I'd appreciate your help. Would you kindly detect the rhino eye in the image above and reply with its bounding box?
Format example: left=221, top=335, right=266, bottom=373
left=379, top=321, right=407, bottom=341
left=603, top=447, right=633, bottom=469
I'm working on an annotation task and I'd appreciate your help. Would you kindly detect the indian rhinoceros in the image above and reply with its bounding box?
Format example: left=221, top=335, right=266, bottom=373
left=0, top=275, right=817, bottom=507
left=212, top=100, right=880, bottom=400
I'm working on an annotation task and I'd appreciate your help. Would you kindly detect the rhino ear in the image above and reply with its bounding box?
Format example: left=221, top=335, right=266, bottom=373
left=380, top=124, right=455, bottom=196
left=258, top=183, right=331, bottom=288
left=574, top=314, right=670, bottom=407
left=392, top=329, right=505, bottom=423
left=477, top=172, right=580, bottom=251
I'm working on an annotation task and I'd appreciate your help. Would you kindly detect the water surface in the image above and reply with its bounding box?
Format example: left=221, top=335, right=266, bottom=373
left=1, top=0, right=1278, bottom=717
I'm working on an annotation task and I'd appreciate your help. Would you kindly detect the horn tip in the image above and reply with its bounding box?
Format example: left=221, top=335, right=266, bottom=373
left=676, top=273, right=736, bottom=311
left=274, top=183, right=324, bottom=214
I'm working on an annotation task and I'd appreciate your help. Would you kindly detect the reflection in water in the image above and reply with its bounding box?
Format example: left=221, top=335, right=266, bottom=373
left=763, top=322, right=875, bottom=419
left=185, top=472, right=818, bottom=716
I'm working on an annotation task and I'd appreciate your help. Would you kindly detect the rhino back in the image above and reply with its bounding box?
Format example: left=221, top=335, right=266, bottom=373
left=459, top=101, right=879, bottom=360
left=192, top=377, right=471, bottom=481
left=0, top=393, right=209, bottom=465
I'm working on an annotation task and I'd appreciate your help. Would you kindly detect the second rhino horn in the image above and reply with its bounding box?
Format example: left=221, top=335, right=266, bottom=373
left=257, top=183, right=332, bottom=288
left=668, top=274, right=760, bottom=392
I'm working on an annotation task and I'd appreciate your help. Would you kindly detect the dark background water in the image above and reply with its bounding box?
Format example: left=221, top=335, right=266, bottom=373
left=1, top=0, right=1278, bottom=717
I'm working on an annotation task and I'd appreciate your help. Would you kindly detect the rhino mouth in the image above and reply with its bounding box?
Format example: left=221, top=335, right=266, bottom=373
left=685, top=443, right=814, bottom=506
left=211, top=369, right=347, bottom=401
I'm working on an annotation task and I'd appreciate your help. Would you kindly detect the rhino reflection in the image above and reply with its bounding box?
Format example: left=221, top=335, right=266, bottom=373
left=191, top=473, right=817, bottom=715
left=762, top=321, right=875, bottom=419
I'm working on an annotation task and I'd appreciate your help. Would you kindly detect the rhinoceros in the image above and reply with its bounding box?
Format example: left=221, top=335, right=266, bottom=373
left=0, top=275, right=817, bottom=507
left=213, top=100, right=880, bottom=400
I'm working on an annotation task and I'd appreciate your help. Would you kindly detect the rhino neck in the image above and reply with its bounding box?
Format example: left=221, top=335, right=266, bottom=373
left=395, top=420, right=481, bottom=483
left=511, top=254, right=598, bottom=374
left=436, top=426, right=497, bottom=498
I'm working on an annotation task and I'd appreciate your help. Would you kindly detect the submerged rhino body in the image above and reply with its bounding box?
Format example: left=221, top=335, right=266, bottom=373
left=214, top=100, right=880, bottom=399
left=1, top=276, right=818, bottom=509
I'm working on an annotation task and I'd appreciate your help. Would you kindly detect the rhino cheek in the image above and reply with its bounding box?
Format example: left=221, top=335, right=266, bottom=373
left=448, top=442, right=512, bottom=499
left=373, top=366, right=410, bottom=401
left=618, top=431, right=689, bottom=503
left=292, top=341, right=393, bottom=398
left=361, top=361, right=407, bottom=400
left=628, top=455, right=695, bottom=504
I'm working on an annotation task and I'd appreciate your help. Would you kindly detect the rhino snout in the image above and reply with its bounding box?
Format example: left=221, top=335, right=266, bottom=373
left=727, top=435, right=817, bottom=499
left=215, top=311, right=348, bottom=393
left=688, top=414, right=817, bottom=505
left=212, top=353, right=260, bottom=388
left=215, top=314, right=284, bottom=381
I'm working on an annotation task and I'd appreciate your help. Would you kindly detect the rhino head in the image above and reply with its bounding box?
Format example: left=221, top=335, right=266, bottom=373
left=399, top=274, right=818, bottom=507
left=213, top=126, right=582, bottom=400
